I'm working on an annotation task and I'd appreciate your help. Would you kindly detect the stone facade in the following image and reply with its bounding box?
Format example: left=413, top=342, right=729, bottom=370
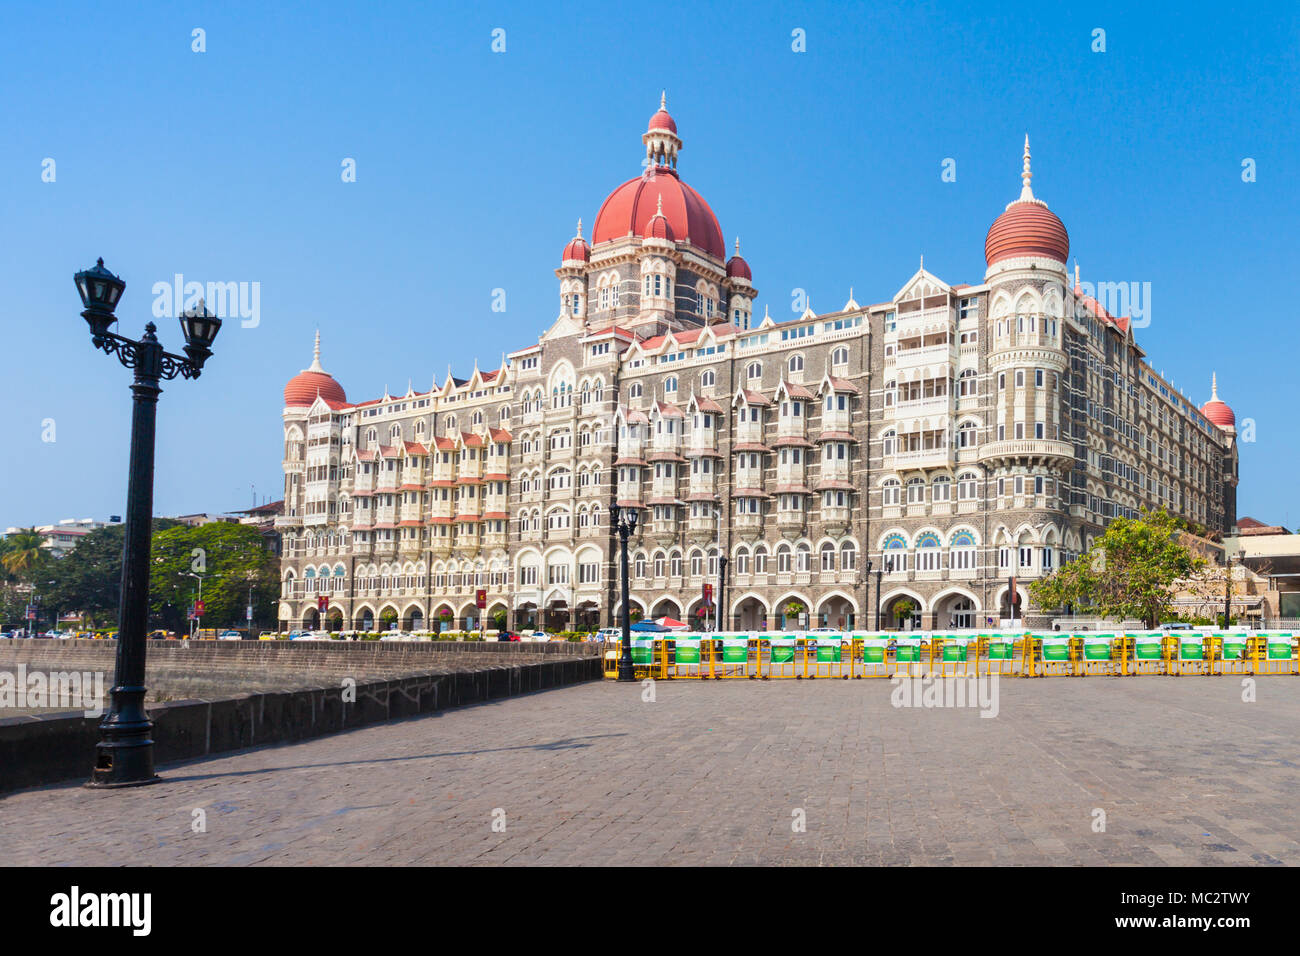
left=275, top=100, right=1238, bottom=633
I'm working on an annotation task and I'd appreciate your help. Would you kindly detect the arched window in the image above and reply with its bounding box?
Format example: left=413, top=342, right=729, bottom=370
left=916, top=532, right=942, bottom=571
left=630, top=382, right=643, bottom=398
left=932, top=475, right=952, bottom=502
left=747, top=362, right=762, bottom=381
left=820, top=541, right=836, bottom=571
left=700, top=369, right=715, bottom=388
left=831, top=346, right=848, bottom=367
left=957, top=420, right=977, bottom=448
left=882, top=533, right=907, bottom=571
left=664, top=376, right=678, bottom=394
left=754, top=546, right=768, bottom=574
left=776, top=544, right=792, bottom=573
left=734, top=546, right=750, bottom=575
left=906, top=477, right=926, bottom=504
left=881, top=430, right=896, bottom=457
left=881, top=478, right=901, bottom=506
left=840, top=541, right=856, bottom=571
left=788, top=354, right=804, bottom=373
left=950, top=530, right=977, bottom=570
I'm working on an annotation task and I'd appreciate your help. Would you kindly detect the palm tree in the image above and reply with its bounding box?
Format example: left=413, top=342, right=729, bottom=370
left=1, top=529, right=44, bottom=577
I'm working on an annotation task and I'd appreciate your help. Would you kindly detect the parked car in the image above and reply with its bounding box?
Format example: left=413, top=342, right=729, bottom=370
left=494, top=631, right=521, bottom=642
left=594, top=627, right=622, bottom=643
left=217, top=630, right=243, bottom=641
left=521, top=630, right=550, bottom=642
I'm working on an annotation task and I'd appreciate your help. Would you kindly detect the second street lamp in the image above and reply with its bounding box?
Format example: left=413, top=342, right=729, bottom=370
left=77, top=258, right=221, bottom=788
left=609, top=502, right=638, bottom=681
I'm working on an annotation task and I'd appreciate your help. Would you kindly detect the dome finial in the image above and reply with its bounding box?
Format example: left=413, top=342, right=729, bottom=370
left=660, top=90, right=666, bottom=111
left=306, top=329, right=325, bottom=373
left=576, top=217, right=583, bottom=239
left=1211, top=371, right=1219, bottom=400
left=734, top=236, right=740, bottom=255
left=656, top=193, right=663, bottom=216
left=1074, top=258, right=1080, bottom=289
left=1019, top=134, right=1035, bottom=201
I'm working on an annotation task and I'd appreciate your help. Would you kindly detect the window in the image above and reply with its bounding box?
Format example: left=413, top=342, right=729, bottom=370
left=821, top=542, right=836, bottom=571
left=906, top=477, right=925, bottom=504
left=882, top=478, right=900, bottom=506
left=916, top=532, right=941, bottom=571
left=840, top=542, right=856, bottom=571
left=932, top=475, right=952, bottom=502
left=788, top=354, right=804, bottom=373
left=664, top=376, right=678, bottom=394
left=747, top=362, right=762, bottom=380
left=700, top=370, right=715, bottom=388
left=831, top=346, right=848, bottom=367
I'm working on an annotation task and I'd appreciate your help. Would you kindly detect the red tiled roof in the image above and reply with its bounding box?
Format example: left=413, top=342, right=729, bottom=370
left=404, top=441, right=429, bottom=455
left=814, top=480, right=856, bottom=491
left=482, top=472, right=510, bottom=481
left=684, top=447, right=723, bottom=458
left=646, top=451, right=686, bottom=463
left=816, top=431, right=857, bottom=442
left=481, top=511, right=509, bottom=520
left=731, top=443, right=770, bottom=453
left=355, top=450, right=376, bottom=462
left=740, top=389, right=770, bottom=407
left=693, top=396, right=724, bottom=413
left=614, top=457, right=647, bottom=466
left=378, top=445, right=400, bottom=458
left=781, top=381, right=817, bottom=400
left=826, top=377, right=860, bottom=394
left=731, top=488, right=771, bottom=498
left=460, top=432, right=484, bottom=447
left=655, top=401, right=685, bottom=418
left=774, top=484, right=813, bottom=494
left=771, top=436, right=814, bottom=448
left=488, top=427, right=513, bottom=442
left=433, top=437, right=457, bottom=450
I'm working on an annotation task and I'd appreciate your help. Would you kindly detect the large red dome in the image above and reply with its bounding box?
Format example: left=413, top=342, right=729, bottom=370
left=284, top=370, right=346, bottom=407
left=985, top=202, right=1069, bottom=266
left=591, top=167, right=725, bottom=260
left=1201, top=374, right=1234, bottom=429
left=984, top=137, right=1069, bottom=267
left=284, top=333, right=346, bottom=407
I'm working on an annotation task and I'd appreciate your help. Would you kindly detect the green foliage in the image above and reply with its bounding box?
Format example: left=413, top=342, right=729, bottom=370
left=783, top=600, right=806, bottom=617
left=0, top=528, right=46, bottom=578
left=892, top=599, right=916, bottom=622
left=149, top=522, right=277, bottom=628
left=491, top=608, right=507, bottom=629
left=1029, top=508, right=1200, bottom=629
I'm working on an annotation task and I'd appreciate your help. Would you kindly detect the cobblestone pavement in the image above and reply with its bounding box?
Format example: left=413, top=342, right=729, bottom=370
left=4, top=676, right=1297, bottom=865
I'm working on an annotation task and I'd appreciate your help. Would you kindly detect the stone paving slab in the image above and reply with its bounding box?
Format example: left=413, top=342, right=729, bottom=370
left=2, top=677, right=1297, bottom=866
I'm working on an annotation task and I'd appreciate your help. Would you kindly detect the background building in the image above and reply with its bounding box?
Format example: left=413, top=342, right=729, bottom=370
left=276, top=99, right=1239, bottom=632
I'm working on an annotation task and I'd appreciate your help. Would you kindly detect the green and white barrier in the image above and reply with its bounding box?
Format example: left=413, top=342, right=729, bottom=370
left=1084, top=634, right=1114, bottom=661
left=1040, top=636, right=1072, bottom=662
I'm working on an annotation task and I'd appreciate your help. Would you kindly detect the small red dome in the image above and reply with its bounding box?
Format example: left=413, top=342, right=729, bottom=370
left=284, top=370, right=345, bottom=407
left=1201, top=376, right=1234, bottom=429
left=726, top=238, right=751, bottom=280
left=592, top=167, right=724, bottom=259
left=645, top=207, right=674, bottom=241
left=648, top=108, right=677, bottom=134
left=1202, top=400, right=1235, bottom=429
left=985, top=202, right=1069, bottom=266
left=561, top=236, right=589, bottom=263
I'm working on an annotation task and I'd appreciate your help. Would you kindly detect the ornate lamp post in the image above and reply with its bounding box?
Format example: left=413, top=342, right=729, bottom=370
left=609, top=502, right=638, bottom=681
left=76, top=258, right=221, bottom=788
left=1224, top=544, right=1244, bottom=629
left=717, top=554, right=728, bottom=633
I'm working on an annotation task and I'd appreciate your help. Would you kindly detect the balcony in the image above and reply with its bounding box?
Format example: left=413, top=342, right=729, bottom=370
left=733, top=513, right=764, bottom=539
left=776, top=511, right=806, bottom=537
left=820, top=505, right=851, bottom=532
left=978, top=439, right=1074, bottom=465
left=891, top=341, right=957, bottom=370
left=890, top=447, right=953, bottom=469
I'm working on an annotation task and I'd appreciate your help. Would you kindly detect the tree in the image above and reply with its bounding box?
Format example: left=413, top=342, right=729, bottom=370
left=149, top=522, right=277, bottom=628
left=491, top=608, right=507, bottom=630
left=893, top=598, right=916, bottom=628
left=0, top=528, right=45, bottom=577
left=1030, top=509, right=1200, bottom=629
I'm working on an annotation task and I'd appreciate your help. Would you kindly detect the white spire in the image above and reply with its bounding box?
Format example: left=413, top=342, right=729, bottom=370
left=660, top=90, right=666, bottom=111
left=304, top=329, right=325, bottom=373
left=1019, top=134, right=1034, bottom=201
left=575, top=217, right=583, bottom=239
left=734, top=236, right=740, bottom=256
left=1211, top=372, right=1219, bottom=401
left=1074, top=259, right=1080, bottom=289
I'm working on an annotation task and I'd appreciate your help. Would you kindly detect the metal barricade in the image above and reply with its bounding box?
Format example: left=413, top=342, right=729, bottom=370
left=1256, top=632, right=1297, bottom=676
left=1128, top=632, right=1165, bottom=676
left=1038, top=635, right=1073, bottom=676
left=809, top=635, right=847, bottom=679
left=1080, top=634, right=1117, bottom=676
left=892, top=636, right=924, bottom=677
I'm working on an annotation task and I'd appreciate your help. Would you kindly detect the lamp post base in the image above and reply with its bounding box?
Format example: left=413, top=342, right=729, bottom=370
left=617, top=655, right=637, bottom=682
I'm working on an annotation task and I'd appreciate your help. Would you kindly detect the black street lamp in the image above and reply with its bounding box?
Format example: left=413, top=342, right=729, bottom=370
left=717, top=554, right=728, bottom=633
left=609, top=502, right=638, bottom=681
left=76, top=258, right=221, bottom=788
left=874, top=560, right=883, bottom=630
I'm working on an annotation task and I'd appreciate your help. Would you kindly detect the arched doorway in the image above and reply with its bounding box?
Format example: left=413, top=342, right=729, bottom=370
left=650, top=597, right=682, bottom=623
left=576, top=601, right=600, bottom=631
left=324, top=608, right=344, bottom=632
left=881, top=593, right=922, bottom=631
left=514, top=601, right=538, bottom=631
left=378, top=605, right=399, bottom=631
left=732, top=595, right=769, bottom=631
left=406, top=607, right=425, bottom=632
left=816, top=593, right=857, bottom=631
left=301, top=608, right=320, bottom=630
left=355, top=607, right=374, bottom=632
left=933, top=590, right=979, bottom=629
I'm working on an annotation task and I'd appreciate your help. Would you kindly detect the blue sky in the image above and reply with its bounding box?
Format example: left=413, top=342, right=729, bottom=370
left=1, top=0, right=1297, bottom=530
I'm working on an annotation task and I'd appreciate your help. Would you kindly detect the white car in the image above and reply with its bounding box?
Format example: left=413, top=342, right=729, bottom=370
left=217, top=630, right=242, bottom=641
left=594, top=627, right=622, bottom=643
left=521, top=630, right=550, bottom=643
left=380, top=631, right=414, bottom=642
